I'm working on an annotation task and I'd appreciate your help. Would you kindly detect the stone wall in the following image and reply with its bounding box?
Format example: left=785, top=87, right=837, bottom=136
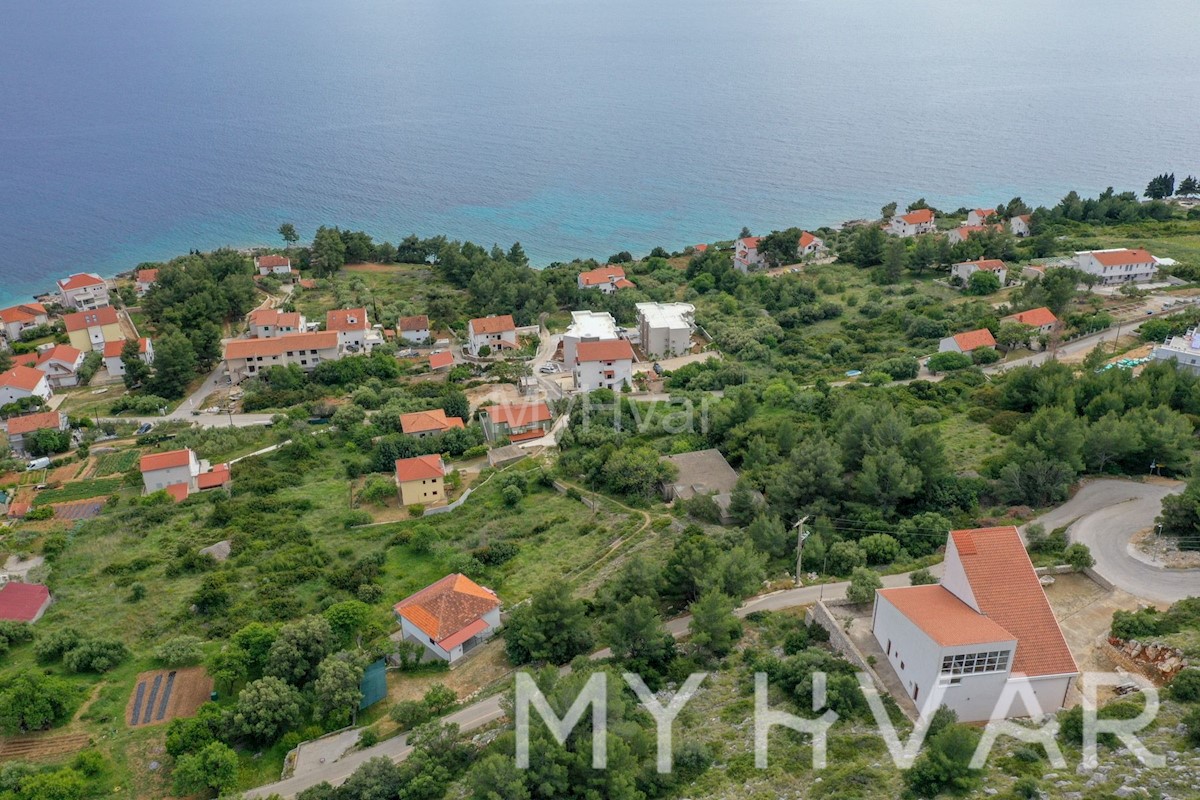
left=1107, top=638, right=1189, bottom=683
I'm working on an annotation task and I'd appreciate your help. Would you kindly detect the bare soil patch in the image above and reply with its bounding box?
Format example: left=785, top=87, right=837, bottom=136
left=126, top=666, right=213, bottom=728
left=0, top=733, right=90, bottom=762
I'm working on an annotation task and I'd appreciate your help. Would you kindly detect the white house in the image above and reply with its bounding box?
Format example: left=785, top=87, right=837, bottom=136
left=466, top=315, right=518, bottom=356
left=34, top=345, right=85, bottom=389
left=479, top=401, right=554, bottom=443
left=947, top=224, right=1001, bottom=245
left=222, top=331, right=342, bottom=383
left=0, top=303, right=49, bottom=342
left=1001, top=307, right=1060, bottom=339
left=1073, top=249, right=1159, bottom=285
left=139, top=447, right=230, bottom=500
left=140, top=448, right=200, bottom=494
left=1009, top=215, right=1032, bottom=237
left=102, top=338, right=155, bottom=377
left=577, top=265, right=635, bottom=294
left=1152, top=328, right=1200, bottom=376
left=394, top=573, right=501, bottom=663
left=887, top=209, right=936, bottom=237
left=562, top=310, right=620, bottom=366
left=135, top=268, right=159, bottom=296
left=872, top=526, right=1078, bottom=722
left=398, top=315, right=431, bottom=345
left=950, top=259, right=1007, bottom=288
left=399, top=409, right=465, bottom=439
left=797, top=231, right=825, bottom=258
left=56, top=273, right=109, bottom=310
left=3, top=411, right=68, bottom=457
left=636, top=302, right=695, bottom=359
left=574, top=338, right=634, bottom=391
left=248, top=308, right=306, bottom=338
left=733, top=237, right=765, bottom=273
left=254, top=255, right=292, bottom=276
left=0, top=366, right=52, bottom=405
left=938, top=328, right=996, bottom=355
left=966, top=208, right=997, bottom=226
left=326, top=308, right=381, bottom=351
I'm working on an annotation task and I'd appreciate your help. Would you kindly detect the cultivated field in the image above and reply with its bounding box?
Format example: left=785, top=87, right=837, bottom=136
left=125, top=666, right=213, bottom=728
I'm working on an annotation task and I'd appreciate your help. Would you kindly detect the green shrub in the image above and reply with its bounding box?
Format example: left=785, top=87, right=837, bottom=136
left=926, top=351, right=973, bottom=373
left=1171, top=669, right=1200, bottom=703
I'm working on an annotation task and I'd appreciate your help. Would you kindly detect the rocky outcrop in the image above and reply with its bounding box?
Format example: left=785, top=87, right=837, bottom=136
left=1109, top=638, right=1189, bottom=681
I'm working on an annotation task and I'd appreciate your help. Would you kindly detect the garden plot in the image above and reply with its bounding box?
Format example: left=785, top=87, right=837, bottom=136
left=125, top=666, right=212, bottom=728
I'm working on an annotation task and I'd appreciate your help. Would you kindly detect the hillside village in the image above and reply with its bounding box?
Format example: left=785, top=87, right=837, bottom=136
left=1, top=185, right=1200, bottom=799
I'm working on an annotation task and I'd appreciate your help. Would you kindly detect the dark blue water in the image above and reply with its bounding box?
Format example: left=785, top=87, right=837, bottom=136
left=2, top=0, right=1198, bottom=306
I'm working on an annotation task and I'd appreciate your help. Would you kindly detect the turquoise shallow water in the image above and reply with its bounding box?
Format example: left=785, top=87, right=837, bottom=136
left=1, top=0, right=1198, bottom=306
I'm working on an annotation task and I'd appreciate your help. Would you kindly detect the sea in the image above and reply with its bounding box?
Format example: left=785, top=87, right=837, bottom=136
left=2, top=0, right=1198, bottom=307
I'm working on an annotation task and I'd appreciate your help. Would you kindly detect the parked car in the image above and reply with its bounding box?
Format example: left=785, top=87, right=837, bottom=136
left=26, top=457, right=51, bottom=471
left=652, top=362, right=664, bottom=375
left=135, top=422, right=153, bottom=435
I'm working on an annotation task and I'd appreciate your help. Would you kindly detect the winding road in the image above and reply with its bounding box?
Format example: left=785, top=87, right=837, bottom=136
left=1027, top=478, right=1196, bottom=604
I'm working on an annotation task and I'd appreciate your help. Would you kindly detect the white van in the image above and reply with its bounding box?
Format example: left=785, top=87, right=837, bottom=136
left=26, top=457, right=51, bottom=471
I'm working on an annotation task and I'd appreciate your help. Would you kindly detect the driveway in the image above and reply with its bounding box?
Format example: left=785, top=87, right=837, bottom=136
left=1025, top=478, right=1195, bottom=603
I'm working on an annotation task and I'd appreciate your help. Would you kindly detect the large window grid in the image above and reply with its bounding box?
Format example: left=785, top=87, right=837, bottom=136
left=940, top=650, right=1009, bottom=676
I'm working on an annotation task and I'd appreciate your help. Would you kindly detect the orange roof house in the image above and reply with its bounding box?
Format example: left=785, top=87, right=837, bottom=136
left=578, top=265, right=635, bottom=292
left=467, top=315, right=518, bottom=355
left=57, top=273, right=105, bottom=291
left=326, top=308, right=370, bottom=332
left=939, top=328, right=996, bottom=355
left=395, top=454, right=447, bottom=483
left=394, top=574, right=501, bottom=662
left=5, top=411, right=66, bottom=436
left=575, top=339, right=635, bottom=363
left=1003, top=307, right=1059, bottom=329
left=428, top=351, right=454, bottom=371
left=871, top=526, right=1077, bottom=722
left=901, top=209, right=934, bottom=225
left=63, top=306, right=119, bottom=332
left=0, top=303, right=48, bottom=338
left=479, top=402, right=553, bottom=443
left=0, top=365, right=50, bottom=401
left=399, top=408, right=466, bottom=437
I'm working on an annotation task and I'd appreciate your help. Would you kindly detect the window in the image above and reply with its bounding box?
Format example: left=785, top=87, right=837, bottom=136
left=939, top=649, right=1010, bottom=676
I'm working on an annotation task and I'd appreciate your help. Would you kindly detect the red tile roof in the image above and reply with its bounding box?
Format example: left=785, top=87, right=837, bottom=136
left=737, top=236, right=761, bottom=249
left=164, top=483, right=190, bottom=503
left=256, top=255, right=291, bottom=268
left=1004, top=307, right=1058, bottom=328
left=798, top=231, right=818, bottom=248
left=901, top=209, right=934, bottom=224
left=197, top=463, right=230, bottom=490
left=249, top=308, right=303, bottom=329
left=469, top=315, right=516, bottom=335
left=399, top=408, right=465, bottom=435
left=950, top=527, right=1078, bottom=677
left=576, top=339, right=634, bottom=362
left=0, top=366, right=47, bottom=392
left=694, top=244, right=709, bottom=253
left=326, top=308, right=369, bottom=332
left=140, top=449, right=194, bottom=473
left=614, top=278, right=636, bottom=289
left=428, top=351, right=454, bottom=370
left=63, top=307, right=119, bottom=332
left=0, top=583, right=51, bottom=622
left=37, top=345, right=82, bottom=368
left=223, top=331, right=339, bottom=360
left=482, top=402, right=552, bottom=427
left=0, top=303, right=47, bottom=325
left=298, top=279, right=318, bottom=289
left=1087, top=248, right=1155, bottom=267
left=957, top=259, right=1006, bottom=272
left=971, top=208, right=997, bottom=219
left=57, top=273, right=104, bottom=291
left=394, top=574, right=499, bottom=642
left=878, top=585, right=1015, bottom=647
left=578, top=265, right=627, bottom=287
left=952, top=328, right=996, bottom=352
left=395, top=454, right=446, bottom=483
left=102, top=338, right=150, bottom=358
left=508, top=429, right=546, bottom=443
left=399, top=315, right=430, bottom=331
left=136, top=268, right=159, bottom=284
left=5, top=411, right=65, bottom=436
left=7, top=502, right=31, bottom=519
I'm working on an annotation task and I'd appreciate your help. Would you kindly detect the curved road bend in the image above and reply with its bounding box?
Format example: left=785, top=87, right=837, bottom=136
left=1027, top=478, right=1195, bottom=604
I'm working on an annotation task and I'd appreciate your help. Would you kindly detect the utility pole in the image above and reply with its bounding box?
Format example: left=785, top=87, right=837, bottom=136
left=793, top=515, right=810, bottom=587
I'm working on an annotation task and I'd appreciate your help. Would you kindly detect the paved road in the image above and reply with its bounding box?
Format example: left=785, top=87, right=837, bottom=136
left=1026, top=478, right=1195, bottom=603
